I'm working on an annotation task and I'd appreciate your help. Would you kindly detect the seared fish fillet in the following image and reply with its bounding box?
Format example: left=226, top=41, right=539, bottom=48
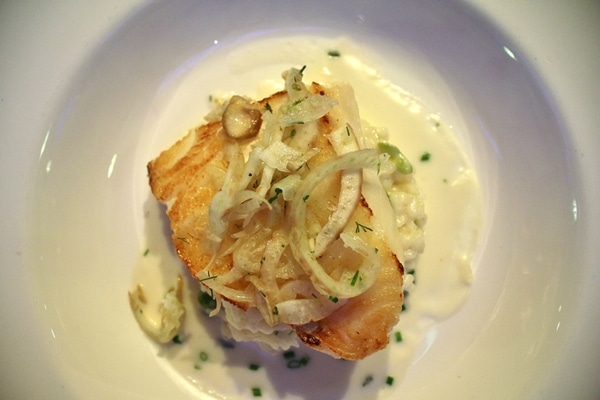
left=148, top=76, right=405, bottom=360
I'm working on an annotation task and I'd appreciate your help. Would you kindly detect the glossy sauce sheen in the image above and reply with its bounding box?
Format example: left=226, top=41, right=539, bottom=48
left=133, top=36, right=482, bottom=399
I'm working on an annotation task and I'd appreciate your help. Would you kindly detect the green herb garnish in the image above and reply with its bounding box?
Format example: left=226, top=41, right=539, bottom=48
left=386, top=376, right=395, bottom=386
left=328, top=295, right=339, bottom=303
left=362, top=375, right=373, bottom=387
left=268, top=187, right=283, bottom=204
left=395, top=331, right=403, bottom=343
left=198, top=275, right=218, bottom=283
left=420, top=152, right=431, bottom=162
left=265, top=102, right=272, bottom=113
left=283, top=350, right=296, bottom=359
left=328, top=50, right=341, bottom=57
left=355, top=222, right=373, bottom=233
left=249, top=363, right=260, bottom=371
left=143, top=248, right=150, bottom=256
left=302, top=194, right=310, bottom=202
left=172, top=335, right=183, bottom=344
left=287, top=356, right=310, bottom=369
left=350, top=270, right=360, bottom=286
left=198, top=290, right=217, bottom=310
left=251, top=387, right=262, bottom=397
left=199, top=351, right=208, bottom=362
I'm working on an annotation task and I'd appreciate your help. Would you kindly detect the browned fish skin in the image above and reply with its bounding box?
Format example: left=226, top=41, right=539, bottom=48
left=147, top=83, right=405, bottom=360
left=148, top=121, right=233, bottom=278
left=295, top=243, right=404, bottom=360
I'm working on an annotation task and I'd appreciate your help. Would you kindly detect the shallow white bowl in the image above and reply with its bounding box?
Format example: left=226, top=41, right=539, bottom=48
left=1, top=1, right=599, bottom=399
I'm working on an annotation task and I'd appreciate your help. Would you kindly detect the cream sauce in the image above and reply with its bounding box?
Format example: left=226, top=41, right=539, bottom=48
left=133, top=36, right=482, bottom=399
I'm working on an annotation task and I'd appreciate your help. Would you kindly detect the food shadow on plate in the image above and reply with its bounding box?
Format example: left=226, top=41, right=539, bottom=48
left=144, top=194, right=389, bottom=399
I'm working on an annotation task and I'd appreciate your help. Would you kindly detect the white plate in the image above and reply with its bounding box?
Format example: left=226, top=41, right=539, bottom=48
left=1, top=1, right=599, bottom=399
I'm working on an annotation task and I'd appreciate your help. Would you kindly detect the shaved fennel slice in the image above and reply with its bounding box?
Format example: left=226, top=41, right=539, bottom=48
left=207, top=142, right=246, bottom=244
left=279, top=69, right=337, bottom=126
left=259, top=140, right=305, bottom=172
left=279, top=94, right=337, bottom=127
left=128, top=276, right=185, bottom=343
left=289, top=149, right=383, bottom=298
left=196, top=270, right=255, bottom=305
left=313, top=124, right=362, bottom=257
left=360, top=168, right=405, bottom=259
left=270, top=174, right=302, bottom=202
left=283, top=67, right=309, bottom=103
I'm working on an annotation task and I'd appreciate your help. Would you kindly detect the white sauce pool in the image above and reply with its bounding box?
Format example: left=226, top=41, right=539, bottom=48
left=133, top=36, right=482, bottom=399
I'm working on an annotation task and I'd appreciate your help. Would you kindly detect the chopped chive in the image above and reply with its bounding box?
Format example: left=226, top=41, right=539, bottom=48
left=198, top=275, right=218, bottom=283
left=346, top=126, right=350, bottom=136
left=302, top=194, right=310, bottom=202
left=283, top=350, right=295, bottom=359
left=328, top=295, right=339, bottom=303
left=327, top=50, right=341, bottom=57
left=287, top=355, right=310, bottom=369
left=299, top=65, right=306, bottom=74
left=272, top=306, right=279, bottom=316
left=386, top=376, right=394, bottom=386
left=143, top=248, right=150, bottom=256
left=251, top=387, right=262, bottom=397
left=395, top=331, right=403, bottom=343
left=249, top=363, right=260, bottom=371
left=265, top=102, right=272, bottom=113
left=199, top=351, right=209, bottom=362
left=350, top=270, right=360, bottom=286
left=172, top=335, right=183, bottom=344
left=290, top=128, right=297, bottom=137
left=420, top=152, right=431, bottom=162
left=362, top=375, right=373, bottom=387
left=198, top=290, right=217, bottom=310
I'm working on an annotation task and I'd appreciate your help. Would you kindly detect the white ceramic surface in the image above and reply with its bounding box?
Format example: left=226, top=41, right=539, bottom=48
left=1, top=1, right=599, bottom=399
